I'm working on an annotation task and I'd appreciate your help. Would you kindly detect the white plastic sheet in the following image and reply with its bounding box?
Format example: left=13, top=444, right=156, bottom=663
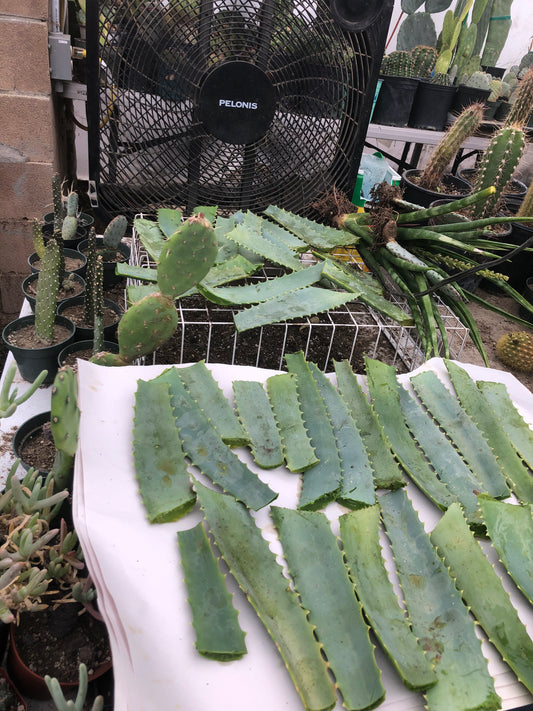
left=73, top=358, right=533, bottom=711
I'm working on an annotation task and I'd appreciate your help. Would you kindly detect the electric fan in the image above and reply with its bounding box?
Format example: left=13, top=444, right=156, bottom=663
left=85, top=0, right=393, bottom=219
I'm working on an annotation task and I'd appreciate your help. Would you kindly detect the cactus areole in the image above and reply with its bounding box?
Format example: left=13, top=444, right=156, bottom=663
left=198, top=61, right=277, bottom=144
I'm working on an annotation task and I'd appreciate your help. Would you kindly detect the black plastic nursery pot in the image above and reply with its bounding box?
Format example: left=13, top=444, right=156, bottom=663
left=28, top=248, right=87, bottom=276
left=58, top=339, right=120, bottom=368
left=12, top=410, right=53, bottom=476
left=22, top=272, right=86, bottom=313
left=450, top=85, right=490, bottom=114
left=401, top=169, right=472, bottom=209
left=43, top=210, right=94, bottom=229
left=519, top=276, right=533, bottom=324
left=408, top=81, right=456, bottom=131
left=78, top=236, right=131, bottom=288
left=456, top=168, right=528, bottom=204
left=371, top=75, right=419, bottom=127
left=42, top=222, right=87, bottom=250
left=2, top=315, right=76, bottom=384
left=57, top=295, right=123, bottom=342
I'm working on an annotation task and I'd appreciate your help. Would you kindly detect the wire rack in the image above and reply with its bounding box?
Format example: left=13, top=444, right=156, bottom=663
left=128, top=223, right=469, bottom=373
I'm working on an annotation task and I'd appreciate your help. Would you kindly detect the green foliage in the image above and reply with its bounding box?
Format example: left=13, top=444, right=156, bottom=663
left=34, top=238, right=61, bottom=343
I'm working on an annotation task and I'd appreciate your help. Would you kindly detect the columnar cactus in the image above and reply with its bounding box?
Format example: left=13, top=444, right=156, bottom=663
left=34, top=238, right=61, bottom=343
left=504, top=67, right=533, bottom=128
left=418, top=102, right=485, bottom=191
left=92, top=255, right=105, bottom=353
left=381, top=50, right=415, bottom=77
left=51, top=172, right=65, bottom=232
left=91, top=213, right=218, bottom=365
left=411, top=45, right=437, bottom=78
left=32, top=218, right=45, bottom=259
left=480, top=0, right=514, bottom=69
left=83, top=227, right=97, bottom=324
left=472, top=125, right=526, bottom=219
left=516, top=182, right=533, bottom=219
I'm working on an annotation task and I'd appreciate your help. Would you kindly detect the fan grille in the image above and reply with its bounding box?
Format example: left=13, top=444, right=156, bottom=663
left=87, top=0, right=391, bottom=218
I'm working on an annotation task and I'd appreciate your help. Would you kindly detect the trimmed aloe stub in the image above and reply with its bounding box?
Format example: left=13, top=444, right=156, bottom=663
left=334, top=360, right=405, bottom=490
left=307, top=363, right=375, bottom=508
left=445, top=360, right=533, bottom=504
left=476, top=380, right=533, bottom=470
left=265, top=373, right=318, bottom=472
left=177, top=522, right=247, bottom=660
left=271, top=507, right=385, bottom=710
left=198, top=261, right=325, bottom=306
left=339, top=506, right=437, bottom=692
left=431, top=503, right=533, bottom=694
left=154, top=369, right=276, bottom=511
left=397, top=385, right=484, bottom=531
left=133, top=379, right=195, bottom=523
left=232, top=380, right=283, bottom=469
left=410, top=370, right=510, bottom=499
left=380, top=489, right=500, bottom=711
left=365, top=358, right=458, bottom=510
left=234, top=286, right=356, bottom=333
left=133, top=217, right=167, bottom=261
left=264, top=205, right=357, bottom=249
left=195, top=483, right=336, bottom=711
left=177, top=361, right=248, bottom=446
left=157, top=207, right=182, bottom=238
left=225, top=224, right=303, bottom=272
left=478, top=495, right=533, bottom=605
left=285, top=352, right=341, bottom=510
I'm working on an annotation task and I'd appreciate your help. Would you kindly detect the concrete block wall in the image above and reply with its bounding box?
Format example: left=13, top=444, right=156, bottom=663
left=0, top=0, right=57, bottom=316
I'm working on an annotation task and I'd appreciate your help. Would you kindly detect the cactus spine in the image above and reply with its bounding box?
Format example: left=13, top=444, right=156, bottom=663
left=92, top=256, right=105, bottom=353
left=51, top=173, right=65, bottom=232
left=381, top=50, right=415, bottom=77
left=34, top=239, right=60, bottom=343
left=504, top=67, right=533, bottom=128
left=418, top=103, right=484, bottom=191
left=472, top=125, right=526, bottom=219
left=516, top=182, right=533, bottom=219
left=411, top=45, right=437, bottom=78
left=83, top=227, right=97, bottom=325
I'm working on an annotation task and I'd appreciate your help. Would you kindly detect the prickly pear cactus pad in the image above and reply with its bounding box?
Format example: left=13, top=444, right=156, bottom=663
left=71, top=357, right=533, bottom=711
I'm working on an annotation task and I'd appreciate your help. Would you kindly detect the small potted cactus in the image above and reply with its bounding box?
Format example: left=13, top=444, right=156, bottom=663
left=43, top=173, right=93, bottom=244
left=407, top=46, right=457, bottom=131
left=372, top=49, right=420, bottom=127
left=78, top=216, right=130, bottom=288
left=451, top=70, right=492, bottom=113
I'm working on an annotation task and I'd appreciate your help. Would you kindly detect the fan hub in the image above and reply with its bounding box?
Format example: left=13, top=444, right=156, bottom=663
left=198, top=61, right=277, bottom=145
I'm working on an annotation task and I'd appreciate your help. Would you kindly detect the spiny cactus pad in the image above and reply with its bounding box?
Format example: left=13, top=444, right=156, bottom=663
left=116, top=292, right=179, bottom=361
left=496, top=331, right=533, bottom=372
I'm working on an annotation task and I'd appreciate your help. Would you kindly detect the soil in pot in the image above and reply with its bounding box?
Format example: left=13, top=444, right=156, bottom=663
left=0, top=668, right=26, bottom=711
left=5, top=322, right=73, bottom=351
left=58, top=340, right=120, bottom=372
left=57, top=299, right=123, bottom=341
left=29, top=250, right=86, bottom=275
left=22, top=273, right=85, bottom=312
left=13, top=412, right=55, bottom=475
left=401, top=169, right=471, bottom=208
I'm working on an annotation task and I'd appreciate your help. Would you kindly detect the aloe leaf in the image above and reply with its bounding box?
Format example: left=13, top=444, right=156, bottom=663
left=445, top=360, right=533, bottom=504
left=410, top=370, right=510, bottom=499
left=334, top=360, right=405, bottom=490
left=157, top=207, right=183, bottom=238
left=199, top=262, right=325, bottom=306
left=477, top=380, right=533, bottom=470
left=265, top=373, right=318, bottom=472
left=381, top=489, right=501, bottom=711
left=177, top=522, right=247, bottom=660
left=195, top=483, right=337, bottom=711
left=339, top=506, right=437, bottom=692
left=397, top=385, right=484, bottom=531
left=365, top=358, right=458, bottom=510
left=260, top=217, right=309, bottom=252
left=192, top=205, right=217, bottom=224
left=307, top=363, right=375, bottom=508
left=133, top=379, right=196, bottom=523
left=116, top=263, right=158, bottom=282
left=126, top=284, right=160, bottom=305
left=232, top=380, right=284, bottom=469
left=234, top=286, right=356, bottom=333
left=431, top=502, right=533, bottom=695
left=225, top=224, right=303, bottom=272
left=177, top=361, right=249, bottom=446
left=133, top=217, right=166, bottom=261
left=271, top=507, right=385, bottom=710
left=478, top=495, right=533, bottom=605
left=285, top=352, right=341, bottom=510
left=201, top=255, right=260, bottom=288
left=214, top=215, right=239, bottom=263
left=154, top=369, right=277, bottom=511
left=264, top=205, right=357, bottom=249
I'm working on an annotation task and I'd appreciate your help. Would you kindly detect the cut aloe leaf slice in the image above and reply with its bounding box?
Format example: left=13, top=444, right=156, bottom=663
left=178, top=522, right=247, bottom=660
left=232, top=380, right=284, bottom=469
left=196, top=483, right=336, bottom=711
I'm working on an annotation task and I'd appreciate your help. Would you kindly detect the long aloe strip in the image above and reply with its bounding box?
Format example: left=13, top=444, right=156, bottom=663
left=199, top=262, right=325, bottom=306
left=157, top=207, right=183, bottom=237
left=116, top=263, right=158, bottom=282
left=200, top=255, right=260, bottom=288
left=395, top=186, right=496, bottom=224
left=410, top=370, right=510, bottom=499
left=154, top=369, right=277, bottom=511
left=339, top=506, right=437, bottom=692
left=334, top=360, right=405, bottom=490
left=445, top=360, right=533, bottom=504
left=225, top=224, right=303, bottom=271
left=233, top=287, right=356, bottom=333
left=264, top=204, right=357, bottom=249
left=420, top=215, right=533, bottom=233
left=192, top=204, right=217, bottom=224
left=431, top=503, right=533, bottom=694
left=479, top=495, right=533, bottom=605
left=232, top=380, right=283, bottom=470
left=308, top=363, right=375, bottom=508
left=177, top=522, right=247, bottom=660
left=380, top=489, right=500, bottom=711
left=285, top=352, right=341, bottom=510
left=265, top=373, right=318, bottom=472
left=195, top=483, right=337, bottom=711
left=177, top=361, right=249, bottom=446
left=365, top=358, right=457, bottom=510
left=126, top=284, right=159, bottom=305
left=271, top=507, right=385, bottom=710
left=477, top=380, right=533, bottom=470
left=397, top=384, right=484, bottom=531
left=133, top=217, right=167, bottom=261
left=260, top=217, right=309, bottom=252
left=133, top=379, right=196, bottom=523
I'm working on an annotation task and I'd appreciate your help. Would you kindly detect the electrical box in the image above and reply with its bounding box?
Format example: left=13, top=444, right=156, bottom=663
left=49, top=33, right=72, bottom=81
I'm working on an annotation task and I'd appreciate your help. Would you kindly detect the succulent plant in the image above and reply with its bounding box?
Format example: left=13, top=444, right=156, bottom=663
left=51, top=172, right=66, bottom=233
left=462, top=70, right=492, bottom=90
left=496, top=331, right=533, bottom=372
left=0, top=363, right=48, bottom=420
left=45, top=662, right=104, bottom=711
left=411, top=45, right=438, bottom=77
left=504, top=67, right=533, bottom=128
left=380, top=50, right=415, bottom=77
left=488, top=78, right=502, bottom=101
left=49, top=366, right=80, bottom=491
left=516, top=182, right=533, bottom=219
left=32, top=218, right=46, bottom=260
left=102, top=214, right=128, bottom=250
left=61, top=189, right=79, bottom=242
left=480, top=0, right=514, bottom=68
left=34, top=238, right=61, bottom=343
